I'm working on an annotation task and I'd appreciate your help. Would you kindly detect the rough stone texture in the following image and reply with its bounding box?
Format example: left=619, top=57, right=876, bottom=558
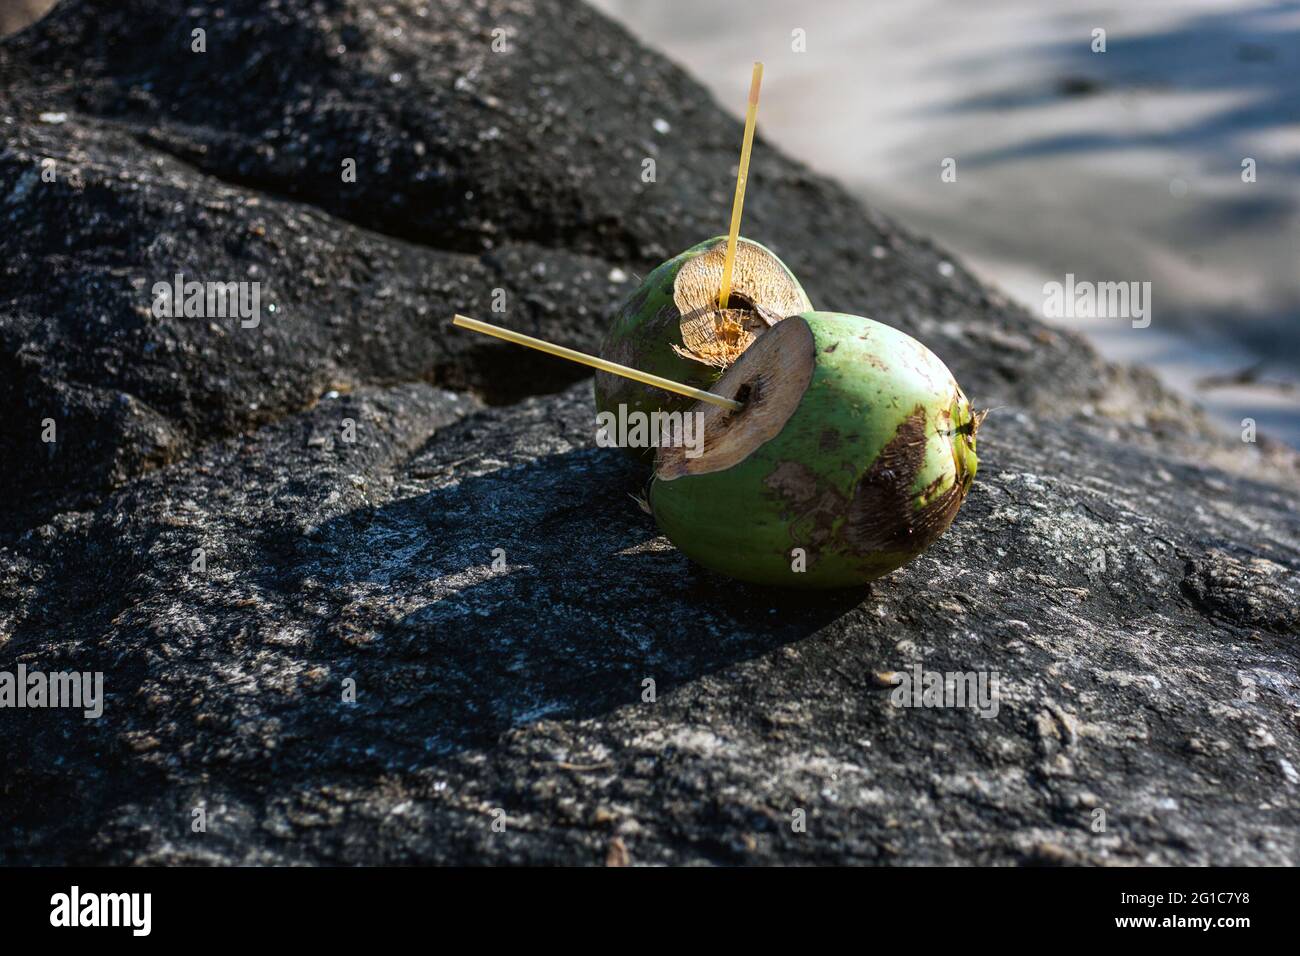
left=1, top=0, right=1297, bottom=865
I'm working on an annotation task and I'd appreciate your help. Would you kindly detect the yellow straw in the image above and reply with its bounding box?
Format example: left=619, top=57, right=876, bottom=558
left=718, top=62, right=763, bottom=310
left=451, top=315, right=743, bottom=411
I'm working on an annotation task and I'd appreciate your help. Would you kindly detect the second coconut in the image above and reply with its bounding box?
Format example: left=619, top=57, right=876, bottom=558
left=594, top=236, right=811, bottom=427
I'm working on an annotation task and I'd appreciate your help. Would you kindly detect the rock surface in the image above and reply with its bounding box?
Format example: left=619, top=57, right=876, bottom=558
left=1, top=0, right=1297, bottom=865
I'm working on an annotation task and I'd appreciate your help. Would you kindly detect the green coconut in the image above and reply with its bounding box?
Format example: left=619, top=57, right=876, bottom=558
left=649, top=311, right=982, bottom=589
left=594, top=236, right=811, bottom=426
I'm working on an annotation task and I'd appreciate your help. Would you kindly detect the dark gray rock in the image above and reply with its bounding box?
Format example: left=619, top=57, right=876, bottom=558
left=1, top=0, right=1297, bottom=865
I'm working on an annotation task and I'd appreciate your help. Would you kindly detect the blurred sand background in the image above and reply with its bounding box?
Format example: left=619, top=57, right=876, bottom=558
left=0, top=0, right=49, bottom=37
left=592, top=0, right=1300, bottom=446
left=5, top=0, right=1297, bottom=444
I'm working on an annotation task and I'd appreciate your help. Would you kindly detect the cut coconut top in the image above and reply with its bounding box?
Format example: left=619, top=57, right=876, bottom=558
left=657, top=314, right=815, bottom=481
left=670, top=239, right=807, bottom=370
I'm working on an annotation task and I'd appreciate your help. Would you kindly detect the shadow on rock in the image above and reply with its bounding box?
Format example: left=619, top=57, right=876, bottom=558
left=266, top=447, right=867, bottom=757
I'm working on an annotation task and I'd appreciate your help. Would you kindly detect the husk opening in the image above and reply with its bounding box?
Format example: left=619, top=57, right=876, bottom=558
left=669, top=239, right=806, bottom=372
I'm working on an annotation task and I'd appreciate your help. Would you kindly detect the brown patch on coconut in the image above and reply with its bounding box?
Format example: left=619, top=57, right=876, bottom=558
left=761, top=459, right=848, bottom=563
left=844, top=406, right=967, bottom=556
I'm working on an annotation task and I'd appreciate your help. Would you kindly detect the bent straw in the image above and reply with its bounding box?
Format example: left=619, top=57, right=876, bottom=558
left=718, top=61, right=763, bottom=310
left=451, top=314, right=743, bottom=411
